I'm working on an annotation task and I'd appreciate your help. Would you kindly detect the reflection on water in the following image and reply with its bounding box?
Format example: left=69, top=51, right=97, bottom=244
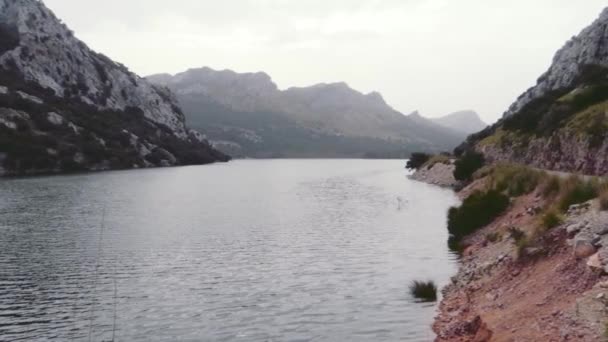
left=0, top=159, right=459, bottom=341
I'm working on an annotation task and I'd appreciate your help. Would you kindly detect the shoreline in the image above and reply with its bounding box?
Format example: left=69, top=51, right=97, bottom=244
left=411, top=166, right=608, bottom=341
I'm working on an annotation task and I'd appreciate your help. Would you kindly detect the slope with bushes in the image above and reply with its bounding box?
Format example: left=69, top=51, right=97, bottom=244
left=434, top=163, right=608, bottom=341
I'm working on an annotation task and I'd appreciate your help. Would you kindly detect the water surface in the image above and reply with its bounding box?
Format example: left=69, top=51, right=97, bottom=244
left=0, top=159, right=459, bottom=341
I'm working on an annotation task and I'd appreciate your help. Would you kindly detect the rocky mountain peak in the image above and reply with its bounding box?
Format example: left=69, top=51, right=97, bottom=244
left=148, top=67, right=279, bottom=113
left=0, top=0, right=228, bottom=176
left=432, top=110, right=486, bottom=135
left=504, top=7, right=608, bottom=117
left=0, top=0, right=190, bottom=135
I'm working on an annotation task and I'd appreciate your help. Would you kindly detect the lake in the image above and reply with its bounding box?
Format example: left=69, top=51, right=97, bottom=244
left=0, top=159, right=459, bottom=341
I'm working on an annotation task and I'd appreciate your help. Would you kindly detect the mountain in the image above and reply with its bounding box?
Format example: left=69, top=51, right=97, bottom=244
left=432, top=110, right=486, bottom=135
left=462, top=7, right=608, bottom=175
left=0, top=0, right=228, bottom=176
left=148, top=68, right=466, bottom=158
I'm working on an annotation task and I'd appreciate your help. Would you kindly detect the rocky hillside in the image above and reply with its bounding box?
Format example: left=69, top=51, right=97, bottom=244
left=0, top=0, right=228, bottom=176
left=432, top=110, right=486, bottom=135
left=148, top=68, right=466, bottom=158
left=463, top=7, right=608, bottom=175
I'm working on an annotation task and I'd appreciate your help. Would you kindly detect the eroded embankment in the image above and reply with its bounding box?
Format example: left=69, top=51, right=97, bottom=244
left=413, top=164, right=608, bottom=341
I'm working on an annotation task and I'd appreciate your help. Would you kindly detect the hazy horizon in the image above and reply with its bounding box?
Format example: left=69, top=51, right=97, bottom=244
left=44, top=0, right=607, bottom=124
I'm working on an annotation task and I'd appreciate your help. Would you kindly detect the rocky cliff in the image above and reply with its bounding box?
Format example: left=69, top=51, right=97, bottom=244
left=0, top=0, right=228, bottom=176
left=504, top=8, right=608, bottom=118
left=148, top=68, right=467, bottom=158
left=465, top=7, right=608, bottom=175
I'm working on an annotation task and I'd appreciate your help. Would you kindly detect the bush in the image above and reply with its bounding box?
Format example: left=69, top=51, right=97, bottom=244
left=541, top=210, right=563, bottom=229
left=409, top=280, right=437, bottom=302
left=448, top=190, right=510, bottom=240
left=406, top=152, right=431, bottom=170
left=557, top=176, right=599, bottom=212
left=454, top=152, right=485, bottom=181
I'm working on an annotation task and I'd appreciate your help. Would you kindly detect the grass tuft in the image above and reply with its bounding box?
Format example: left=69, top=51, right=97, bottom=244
left=557, top=176, right=599, bottom=212
left=485, top=232, right=502, bottom=243
left=541, top=210, right=563, bottom=230
left=409, top=280, right=438, bottom=302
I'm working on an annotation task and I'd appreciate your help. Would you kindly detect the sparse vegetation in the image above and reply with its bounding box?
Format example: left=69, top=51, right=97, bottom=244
left=508, top=227, right=526, bottom=243
left=453, top=151, right=485, bottom=181
left=448, top=190, right=510, bottom=240
left=557, top=176, right=599, bottom=212
left=485, top=232, right=502, bottom=243
left=541, top=175, right=562, bottom=198
left=600, top=190, right=608, bottom=211
left=487, top=163, right=543, bottom=197
left=409, top=280, right=438, bottom=302
left=423, top=154, right=451, bottom=169
left=541, top=210, right=563, bottom=230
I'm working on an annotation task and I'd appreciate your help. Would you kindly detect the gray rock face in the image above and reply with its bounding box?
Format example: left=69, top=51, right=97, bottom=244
left=0, top=0, right=228, bottom=176
left=0, top=0, right=186, bottom=135
left=504, top=8, right=608, bottom=118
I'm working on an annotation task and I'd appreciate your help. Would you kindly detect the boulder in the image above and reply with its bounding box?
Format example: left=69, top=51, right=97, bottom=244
left=566, top=223, right=583, bottom=235
left=574, top=239, right=596, bottom=258
left=587, top=253, right=604, bottom=273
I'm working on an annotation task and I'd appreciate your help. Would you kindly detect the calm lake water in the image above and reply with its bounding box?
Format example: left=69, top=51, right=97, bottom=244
left=0, top=159, right=459, bottom=341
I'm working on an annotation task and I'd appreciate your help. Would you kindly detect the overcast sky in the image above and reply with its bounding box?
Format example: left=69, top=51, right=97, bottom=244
left=44, top=0, right=607, bottom=123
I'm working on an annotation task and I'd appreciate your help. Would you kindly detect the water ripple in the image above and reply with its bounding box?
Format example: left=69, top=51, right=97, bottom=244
left=0, top=160, right=459, bottom=341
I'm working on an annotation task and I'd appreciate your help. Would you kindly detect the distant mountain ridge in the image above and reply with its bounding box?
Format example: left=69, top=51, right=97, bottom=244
left=432, top=110, right=487, bottom=135
left=0, top=0, right=228, bottom=176
left=148, top=68, right=468, bottom=158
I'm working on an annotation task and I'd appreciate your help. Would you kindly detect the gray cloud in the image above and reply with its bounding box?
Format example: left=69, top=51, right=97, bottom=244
left=44, top=0, right=608, bottom=123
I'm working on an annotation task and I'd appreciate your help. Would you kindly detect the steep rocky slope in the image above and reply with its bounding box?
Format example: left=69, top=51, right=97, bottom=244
left=148, top=68, right=466, bottom=158
left=0, top=0, right=228, bottom=176
left=432, top=110, right=486, bottom=135
left=463, top=7, right=608, bottom=175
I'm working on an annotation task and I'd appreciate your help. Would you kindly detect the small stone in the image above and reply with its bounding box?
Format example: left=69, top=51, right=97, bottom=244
left=485, top=292, right=498, bottom=301
left=566, top=224, right=582, bottom=234
left=596, top=293, right=605, bottom=300
left=587, top=253, right=604, bottom=272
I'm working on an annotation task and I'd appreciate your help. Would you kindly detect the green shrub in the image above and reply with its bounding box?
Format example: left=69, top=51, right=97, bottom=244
left=454, top=152, right=485, bottom=181
left=558, top=176, right=599, bottom=212
left=406, top=152, right=431, bottom=170
left=448, top=190, right=510, bottom=240
left=541, top=210, right=563, bottom=229
left=409, top=280, right=437, bottom=302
